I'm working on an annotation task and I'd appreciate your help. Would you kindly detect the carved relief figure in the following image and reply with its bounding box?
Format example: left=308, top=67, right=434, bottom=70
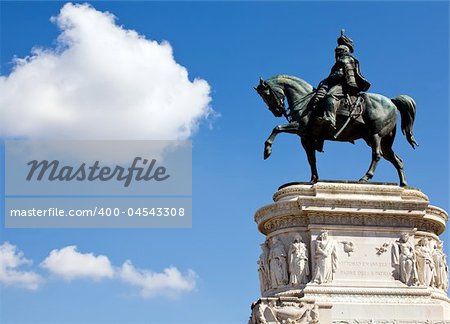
left=312, top=231, right=338, bottom=284
left=415, top=238, right=435, bottom=286
left=391, top=233, right=417, bottom=286
left=288, top=234, right=310, bottom=285
left=433, top=240, right=449, bottom=291
left=269, top=237, right=288, bottom=288
left=258, top=241, right=271, bottom=293
left=442, top=244, right=449, bottom=291
left=249, top=299, right=318, bottom=324
left=249, top=300, right=269, bottom=324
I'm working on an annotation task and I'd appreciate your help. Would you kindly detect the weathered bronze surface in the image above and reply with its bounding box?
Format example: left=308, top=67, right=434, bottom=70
left=255, top=31, right=417, bottom=187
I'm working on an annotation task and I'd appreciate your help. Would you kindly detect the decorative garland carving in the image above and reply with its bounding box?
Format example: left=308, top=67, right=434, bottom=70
left=259, top=212, right=445, bottom=235
left=261, top=213, right=414, bottom=233
left=413, top=220, right=443, bottom=235
left=263, top=215, right=308, bottom=232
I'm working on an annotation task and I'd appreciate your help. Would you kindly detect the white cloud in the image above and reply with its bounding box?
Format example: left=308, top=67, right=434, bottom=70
left=119, top=260, right=197, bottom=298
left=0, top=242, right=43, bottom=290
left=41, top=245, right=114, bottom=281
left=0, top=3, right=212, bottom=141
left=1, top=242, right=198, bottom=298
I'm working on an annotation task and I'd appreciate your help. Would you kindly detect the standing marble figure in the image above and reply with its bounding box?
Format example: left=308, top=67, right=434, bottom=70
left=433, top=240, right=449, bottom=291
left=312, top=231, right=338, bottom=284
left=257, top=241, right=271, bottom=293
left=288, top=234, right=310, bottom=285
left=391, top=233, right=417, bottom=286
left=415, top=238, right=435, bottom=286
left=268, top=237, right=288, bottom=288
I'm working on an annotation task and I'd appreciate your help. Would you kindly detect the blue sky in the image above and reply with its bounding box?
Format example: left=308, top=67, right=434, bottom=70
left=0, top=1, right=449, bottom=323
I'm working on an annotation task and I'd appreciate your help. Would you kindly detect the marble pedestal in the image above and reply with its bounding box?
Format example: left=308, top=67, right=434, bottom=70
left=249, top=182, right=449, bottom=324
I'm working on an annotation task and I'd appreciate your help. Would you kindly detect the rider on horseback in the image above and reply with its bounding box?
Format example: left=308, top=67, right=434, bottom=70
left=312, top=30, right=371, bottom=129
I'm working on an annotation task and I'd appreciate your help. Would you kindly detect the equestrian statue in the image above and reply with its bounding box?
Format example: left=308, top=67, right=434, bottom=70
left=255, top=30, right=418, bottom=187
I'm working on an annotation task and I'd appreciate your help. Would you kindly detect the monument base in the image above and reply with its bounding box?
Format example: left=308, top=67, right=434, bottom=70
left=250, top=182, right=449, bottom=324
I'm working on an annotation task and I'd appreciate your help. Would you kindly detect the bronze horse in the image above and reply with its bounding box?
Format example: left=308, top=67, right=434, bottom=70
left=255, top=75, right=418, bottom=187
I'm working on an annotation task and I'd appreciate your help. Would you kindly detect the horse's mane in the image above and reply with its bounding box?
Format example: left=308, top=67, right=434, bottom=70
left=265, top=75, right=314, bottom=120
left=267, top=75, right=314, bottom=93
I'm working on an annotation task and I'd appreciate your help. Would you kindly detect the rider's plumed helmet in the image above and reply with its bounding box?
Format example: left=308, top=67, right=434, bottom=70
left=337, top=29, right=354, bottom=53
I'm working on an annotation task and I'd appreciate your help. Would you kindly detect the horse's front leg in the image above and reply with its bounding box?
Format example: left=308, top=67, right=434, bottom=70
left=360, top=134, right=382, bottom=183
left=264, top=122, right=299, bottom=159
left=301, top=136, right=319, bottom=183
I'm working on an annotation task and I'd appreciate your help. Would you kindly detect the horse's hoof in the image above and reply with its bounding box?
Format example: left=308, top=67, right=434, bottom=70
left=400, top=181, right=408, bottom=187
left=359, top=177, right=369, bottom=183
left=309, top=176, right=319, bottom=184
left=264, top=148, right=272, bottom=160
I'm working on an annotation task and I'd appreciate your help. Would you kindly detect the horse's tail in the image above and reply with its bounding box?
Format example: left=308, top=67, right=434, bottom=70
left=391, top=95, right=418, bottom=149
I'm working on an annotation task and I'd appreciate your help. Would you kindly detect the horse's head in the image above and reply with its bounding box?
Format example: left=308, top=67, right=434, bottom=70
left=254, top=77, right=286, bottom=118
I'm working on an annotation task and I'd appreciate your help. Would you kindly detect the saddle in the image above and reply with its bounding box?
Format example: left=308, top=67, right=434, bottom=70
left=310, top=93, right=366, bottom=146
left=336, top=94, right=365, bottom=124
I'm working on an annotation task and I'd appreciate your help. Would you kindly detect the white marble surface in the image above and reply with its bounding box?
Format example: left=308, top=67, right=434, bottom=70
left=250, top=182, right=450, bottom=323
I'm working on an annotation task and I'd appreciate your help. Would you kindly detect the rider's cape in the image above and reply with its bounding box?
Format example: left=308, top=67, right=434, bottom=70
left=345, top=54, right=371, bottom=92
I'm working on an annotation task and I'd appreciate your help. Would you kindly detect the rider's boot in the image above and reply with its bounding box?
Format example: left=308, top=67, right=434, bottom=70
left=323, top=97, right=338, bottom=130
